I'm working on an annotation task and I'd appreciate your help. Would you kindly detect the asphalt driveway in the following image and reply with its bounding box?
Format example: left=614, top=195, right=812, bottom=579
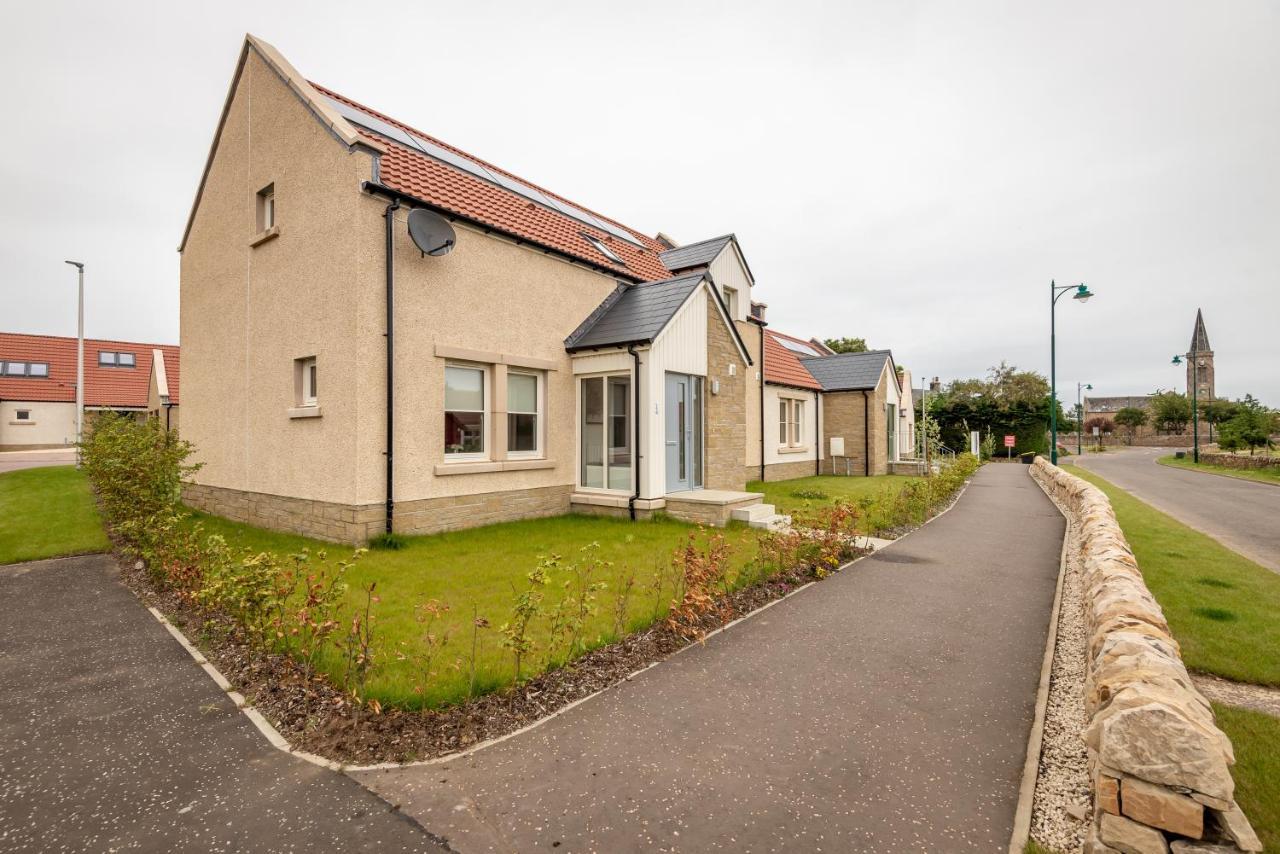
left=0, top=554, right=445, bottom=853
left=1072, top=446, right=1280, bottom=572
left=354, top=464, right=1065, bottom=853
left=0, top=448, right=77, bottom=474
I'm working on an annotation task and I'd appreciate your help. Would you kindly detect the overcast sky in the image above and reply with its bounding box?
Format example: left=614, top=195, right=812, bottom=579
left=3, top=1, right=1276, bottom=403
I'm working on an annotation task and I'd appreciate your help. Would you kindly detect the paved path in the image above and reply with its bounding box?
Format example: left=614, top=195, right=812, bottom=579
left=1071, top=446, right=1280, bottom=573
left=355, top=464, right=1065, bottom=853
left=0, top=554, right=445, bottom=853
left=0, top=448, right=77, bottom=474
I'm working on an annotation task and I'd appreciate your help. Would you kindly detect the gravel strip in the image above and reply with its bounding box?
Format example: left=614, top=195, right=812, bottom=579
left=1029, top=481, right=1092, bottom=853
left=1193, top=672, right=1280, bottom=718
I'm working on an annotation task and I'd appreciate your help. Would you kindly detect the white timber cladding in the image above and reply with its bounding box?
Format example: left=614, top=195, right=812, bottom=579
left=763, top=385, right=824, bottom=465
left=707, top=242, right=752, bottom=323
left=642, top=285, right=711, bottom=498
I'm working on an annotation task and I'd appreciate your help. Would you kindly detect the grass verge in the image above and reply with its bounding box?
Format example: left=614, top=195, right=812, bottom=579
left=1212, top=703, right=1279, bottom=851
left=1072, top=468, right=1280, bottom=686
left=1158, top=454, right=1280, bottom=486
left=185, top=508, right=760, bottom=708
left=745, top=474, right=922, bottom=524
left=0, top=466, right=110, bottom=564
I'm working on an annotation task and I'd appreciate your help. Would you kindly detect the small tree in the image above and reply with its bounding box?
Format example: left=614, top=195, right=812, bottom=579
left=1219, top=396, right=1277, bottom=455
left=1150, top=391, right=1191, bottom=434
left=1113, top=407, right=1148, bottom=444
left=823, top=337, right=868, bottom=354
left=1200, top=399, right=1239, bottom=444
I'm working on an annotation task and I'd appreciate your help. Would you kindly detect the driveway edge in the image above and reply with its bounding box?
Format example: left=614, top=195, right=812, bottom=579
left=1008, top=468, right=1070, bottom=854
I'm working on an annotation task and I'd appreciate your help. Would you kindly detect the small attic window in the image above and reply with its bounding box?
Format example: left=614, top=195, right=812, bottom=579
left=583, top=234, right=625, bottom=266
left=257, top=184, right=276, bottom=231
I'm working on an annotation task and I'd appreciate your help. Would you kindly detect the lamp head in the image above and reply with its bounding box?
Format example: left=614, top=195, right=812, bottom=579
left=1171, top=355, right=1182, bottom=366
left=64, top=260, right=84, bottom=270
left=1072, top=284, right=1094, bottom=303
left=1086, top=383, right=1093, bottom=390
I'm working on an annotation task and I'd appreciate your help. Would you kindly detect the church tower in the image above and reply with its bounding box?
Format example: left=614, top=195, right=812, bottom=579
left=1187, top=309, right=1214, bottom=400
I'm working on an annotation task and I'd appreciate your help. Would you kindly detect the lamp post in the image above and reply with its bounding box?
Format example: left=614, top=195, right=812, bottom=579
left=1049, top=281, right=1094, bottom=464
left=1077, top=382, right=1092, bottom=456
left=64, top=261, right=85, bottom=466
left=1171, top=353, right=1199, bottom=463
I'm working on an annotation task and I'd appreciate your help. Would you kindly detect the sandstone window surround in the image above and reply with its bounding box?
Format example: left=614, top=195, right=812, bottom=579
left=288, top=356, right=321, bottom=419
left=251, top=182, right=280, bottom=247
left=778, top=396, right=807, bottom=452
left=434, top=345, right=558, bottom=476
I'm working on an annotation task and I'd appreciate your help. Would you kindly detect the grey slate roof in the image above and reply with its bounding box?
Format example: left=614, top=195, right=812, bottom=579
left=800, top=350, right=895, bottom=392
left=565, top=274, right=705, bottom=351
left=1084, top=395, right=1153, bottom=413
left=1190, top=308, right=1211, bottom=353
left=659, top=235, right=734, bottom=272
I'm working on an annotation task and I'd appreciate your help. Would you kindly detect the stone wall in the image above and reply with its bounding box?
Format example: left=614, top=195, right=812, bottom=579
left=744, top=458, right=820, bottom=483
left=1198, top=452, right=1280, bottom=471
left=183, top=481, right=573, bottom=544
left=1030, top=458, right=1263, bottom=854
left=821, top=390, right=873, bottom=476
left=704, top=306, right=747, bottom=491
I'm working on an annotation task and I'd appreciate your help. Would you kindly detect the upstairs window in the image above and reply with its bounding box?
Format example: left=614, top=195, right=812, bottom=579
left=16, top=409, right=31, bottom=421
left=98, top=351, right=136, bottom=368
left=257, top=184, right=276, bottom=231
left=723, top=286, right=739, bottom=319
left=1, top=361, right=49, bottom=377
left=445, top=365, right=486, bottom=457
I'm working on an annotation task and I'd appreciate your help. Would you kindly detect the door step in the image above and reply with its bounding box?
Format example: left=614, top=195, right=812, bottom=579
left=730, top=503, right=793, bottom=530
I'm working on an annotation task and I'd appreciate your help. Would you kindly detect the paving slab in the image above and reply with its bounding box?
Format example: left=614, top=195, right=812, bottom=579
left=1072, top=446, right=1280, bottom=572
left=0, top=554, right=445, bottom=853
left=354, top=464, right=1064, bottom=852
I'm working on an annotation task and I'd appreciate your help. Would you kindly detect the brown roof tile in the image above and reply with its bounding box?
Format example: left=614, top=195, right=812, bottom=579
left=0, top=333, right=178, bottom=408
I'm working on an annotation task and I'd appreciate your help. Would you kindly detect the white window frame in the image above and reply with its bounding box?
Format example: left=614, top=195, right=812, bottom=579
left=779, top=397, right=806, bottom=448
left=723, top=285, right=739, bottom=320
left=577, top=371, right=632, bottom=492
left=506, top=369, right=543, bottom=459
left=298, top=356, right=318, bottom=407
left=793, top=399, right=804, bottom=447
left=444, top=362, right=488, bottom=460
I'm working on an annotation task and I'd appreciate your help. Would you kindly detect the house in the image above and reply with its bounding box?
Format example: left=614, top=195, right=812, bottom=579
left=179, top=36, right=784, bottom=543
left=0, top=332, right=180, bottom=450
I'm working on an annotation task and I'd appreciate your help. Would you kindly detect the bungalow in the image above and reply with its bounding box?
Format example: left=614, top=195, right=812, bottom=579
left=178, top=36, right=790, bottom=543
left=0, top=332, right=180, bottom=450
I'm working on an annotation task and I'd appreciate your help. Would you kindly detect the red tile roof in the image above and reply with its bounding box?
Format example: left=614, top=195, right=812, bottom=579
left=314, top=85, right=673, bottom=283
left=0, top=333, right=179, bottom=408
left=763, top=329, right=822, bottom=390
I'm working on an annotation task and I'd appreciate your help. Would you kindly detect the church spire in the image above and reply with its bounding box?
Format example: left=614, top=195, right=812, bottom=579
left=1190, top=308, right=1211, bottom=353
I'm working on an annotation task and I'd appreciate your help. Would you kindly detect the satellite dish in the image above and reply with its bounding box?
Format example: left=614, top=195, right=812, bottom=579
left=407, top=208, right=456, bottom=257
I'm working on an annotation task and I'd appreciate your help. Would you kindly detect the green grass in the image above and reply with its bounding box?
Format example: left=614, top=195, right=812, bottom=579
left=184, top=508, right=761, bottom=707
left=1073, top=468, right=1280, bottom=686
left=745, top=474, right=922, bottom=523
left=1023, top=840, right=1059, bottom=854
left=1212, top=703, right=1279, bottom=852
left=1159, top=454, right=1280, bottom=486
left=0, top=466, right=110, bottom=565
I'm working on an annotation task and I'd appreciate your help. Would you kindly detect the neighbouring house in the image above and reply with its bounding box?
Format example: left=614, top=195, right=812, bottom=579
left=804, top=350, right=916, bottom=476
left=0, top=332, right=180, bottom=450
left=178, top=36, right=784, bottom=543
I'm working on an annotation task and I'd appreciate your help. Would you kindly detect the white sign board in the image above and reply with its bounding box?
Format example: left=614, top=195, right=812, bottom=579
left=970, top=431, right=980, bottom=456
left=829, top=436, right=845, bottom=457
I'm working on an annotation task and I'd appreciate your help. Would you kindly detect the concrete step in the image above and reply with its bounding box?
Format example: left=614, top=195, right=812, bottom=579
left=731, top=503, right=777, bottom=523
left=748, top=513, right=792, bottom=531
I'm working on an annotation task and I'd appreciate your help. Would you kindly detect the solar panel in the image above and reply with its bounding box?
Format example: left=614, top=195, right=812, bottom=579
left=325, top=96, right=646, bottom=250
left=778, top=339, right=820, bottom=356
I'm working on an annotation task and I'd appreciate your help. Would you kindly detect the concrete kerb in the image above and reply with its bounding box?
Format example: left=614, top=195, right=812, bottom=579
left=144, top=475, right=979, bottom=775
left=1008, top=469, right=1071, bottom=854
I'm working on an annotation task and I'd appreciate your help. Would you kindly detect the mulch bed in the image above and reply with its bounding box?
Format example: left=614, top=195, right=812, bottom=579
left=117, top=557, right=841, bottom=766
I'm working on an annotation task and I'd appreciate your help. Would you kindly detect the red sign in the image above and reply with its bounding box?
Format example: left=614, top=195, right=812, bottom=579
left=1004, top=435, right=1016, bottom=447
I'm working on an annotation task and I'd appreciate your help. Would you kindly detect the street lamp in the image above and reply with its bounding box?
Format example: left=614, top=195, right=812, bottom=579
left=64, top=261, right=85, bottom=466
left=1077, top=382, right=1093, bottom=456
left=1171, top=353, right=1200, bottom=463
left=1050, top=281, right=1094, bottom=464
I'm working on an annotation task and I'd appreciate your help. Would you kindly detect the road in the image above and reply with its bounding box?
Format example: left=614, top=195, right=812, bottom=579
left=1071, top=446, right=1280, bottom=573
left=0, top=554, right=446, bottom=853
left=0, top=448, right=77, bottom=474
left=355, top=463, right=1064, bottom=853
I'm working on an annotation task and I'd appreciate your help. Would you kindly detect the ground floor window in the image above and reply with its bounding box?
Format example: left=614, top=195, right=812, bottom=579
left=580, top=374, right=630, bottom=490
left=445, top=364, right=486, bottom=456
left=779, top=397, right=805, bottom=447
left=507, top=370, right=541, bottom=456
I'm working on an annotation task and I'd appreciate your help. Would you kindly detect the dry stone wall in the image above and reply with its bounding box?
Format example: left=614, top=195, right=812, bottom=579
left=1031, top=458, right=1263, bottom=854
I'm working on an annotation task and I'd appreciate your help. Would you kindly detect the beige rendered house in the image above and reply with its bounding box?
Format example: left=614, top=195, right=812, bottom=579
left=178, top=36, right=799, bottom=543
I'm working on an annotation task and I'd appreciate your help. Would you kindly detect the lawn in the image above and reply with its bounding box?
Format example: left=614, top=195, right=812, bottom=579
left=0, top=466, right=110, bottom=565
left=746, top=474, right=922, bottom=527
left=1159, top=454, right=1280, bottom=486
left=1212, top=703, right=1279, bottom=852
left=185, top=508, right=762, bottom=708
left=1072, top=468, right=1280, bottom=686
